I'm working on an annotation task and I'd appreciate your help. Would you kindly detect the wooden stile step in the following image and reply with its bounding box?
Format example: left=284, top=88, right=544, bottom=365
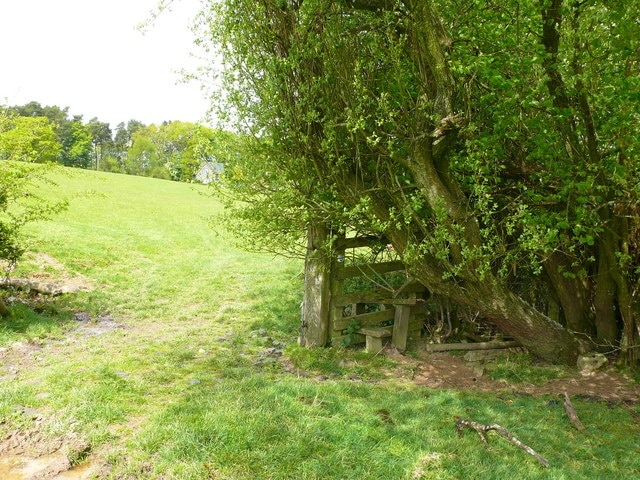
left=357, top=327, right=392, bottom=353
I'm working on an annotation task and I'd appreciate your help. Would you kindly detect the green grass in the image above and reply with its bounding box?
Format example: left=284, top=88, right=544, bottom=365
left=0, top=303, right=67, bottom=343
left=0, top=167, right=638, bottom=479
left=485, top=353, right=568, bottom=384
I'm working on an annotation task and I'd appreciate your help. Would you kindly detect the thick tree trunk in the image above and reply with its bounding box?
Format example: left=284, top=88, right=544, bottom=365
left=474, top=284, right=582, bottom=365
left=410, top=262, right=581, bottom=364
left=544, top=252, right=593, bottom=335
left=616, top=278, right=636, bottom=365
left=593, top=242, right=619, bottom=347
left=602, top=220, right=638, bottom=365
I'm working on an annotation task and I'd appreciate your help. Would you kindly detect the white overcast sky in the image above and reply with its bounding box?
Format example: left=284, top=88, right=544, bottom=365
left=0, top=0, right=211, bottom=129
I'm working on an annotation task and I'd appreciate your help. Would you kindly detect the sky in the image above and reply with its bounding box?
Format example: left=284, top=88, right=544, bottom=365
left=0, top=0, right=212, bottom=129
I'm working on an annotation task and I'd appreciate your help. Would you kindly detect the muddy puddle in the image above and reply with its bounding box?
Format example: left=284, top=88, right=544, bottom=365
left=0, top=454, right=98, bottom=479
left=0, top=423, right=101, bottom=480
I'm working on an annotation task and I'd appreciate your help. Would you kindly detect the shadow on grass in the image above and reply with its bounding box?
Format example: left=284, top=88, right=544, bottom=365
left=247, top=272, right=302, bottom=338
left=131, top=373, right=640, bottom=480
left=0, top=301, right=70, bottom=345
left=133, top=375, right=467, bottom=479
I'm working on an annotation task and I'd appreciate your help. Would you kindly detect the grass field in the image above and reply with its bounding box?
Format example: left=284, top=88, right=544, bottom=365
left=0, top=167, right=638, bottom=479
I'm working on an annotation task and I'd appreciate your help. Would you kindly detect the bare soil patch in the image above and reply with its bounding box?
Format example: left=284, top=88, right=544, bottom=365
left=71, top=313, right=125, bottom=337
left=2, top=253, right=94, bottom=296
left=386, top=346, right=640, bottom=403
left=0, top=416, right=103, bottom=480
left=0, top=351, right=108, bottom=479
left=0, top=313, right=121, bottom=479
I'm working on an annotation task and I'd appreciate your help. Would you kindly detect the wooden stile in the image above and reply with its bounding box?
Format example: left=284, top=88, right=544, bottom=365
left=320, top=235, right=428, bottom=352
left=300, top=230, right=428, bottom=352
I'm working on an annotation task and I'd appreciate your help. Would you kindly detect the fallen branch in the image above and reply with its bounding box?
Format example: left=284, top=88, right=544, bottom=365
left=455, top=417, right=549, bottom=468
left=425, top=341, right=521, bottom=352
left=562, top=392, right=587, bottom=433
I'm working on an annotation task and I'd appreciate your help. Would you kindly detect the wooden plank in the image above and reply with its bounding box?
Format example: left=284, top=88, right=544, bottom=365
left=331, top=313, right=345, bottom=341
left=329, top=241, right=346, bottom=342
left=335, top=288, right=391, bottom=306
left=392, top=305, right=411, bottom=352
left=382, top=298, right=419, bottom=305
left=335, top=290, right=419, bottom=306
left=338, top=261, right=406, bottom=280
left=335, top=236, right=382, bottom=250
left=333, top=308, right=395, bottom=330
left=358, top=326, right=392, bottom=338
left=424, top=341, right=521, bottom=352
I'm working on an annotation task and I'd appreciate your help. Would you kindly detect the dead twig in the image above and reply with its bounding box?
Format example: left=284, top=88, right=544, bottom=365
left=455, top=417, right=549, bottom=467
left=562, top=391, right=587, bottom=433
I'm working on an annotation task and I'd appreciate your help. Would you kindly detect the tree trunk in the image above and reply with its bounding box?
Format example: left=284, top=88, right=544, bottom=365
left=544, top=252, right=593, bottom=335
left=410, top=262, right=581, bottom=364
left=593, top=242, right=619, bottom=347
left=602, top=219, right=638, bottom=365
left=475, top=284, right=581, bottom=365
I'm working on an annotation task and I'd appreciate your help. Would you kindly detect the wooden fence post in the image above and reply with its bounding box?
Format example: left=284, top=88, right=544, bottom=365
left=299, top=225, right=331, bottom=347
left=330, top=235, right=347, bottom=344
left=392, top=304, right=411, bottom=352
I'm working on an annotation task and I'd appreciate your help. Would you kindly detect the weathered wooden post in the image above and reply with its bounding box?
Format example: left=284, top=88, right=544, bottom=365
left=329, top=237, right=346, bottom=345
left=299, top=225, right=331, bottom=347
left=392, top=304, right=411, bottom=352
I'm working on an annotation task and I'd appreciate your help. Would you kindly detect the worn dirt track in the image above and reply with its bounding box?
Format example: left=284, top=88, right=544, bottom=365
left=387, top=347, right=640, bottom=403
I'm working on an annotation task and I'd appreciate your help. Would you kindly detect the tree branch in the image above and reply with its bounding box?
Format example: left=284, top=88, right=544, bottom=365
left=540, top=0, right=581, bottom=158
left=342, top=0, right=397, bottom=11
left=562, top=392, right=587, bottom=433
left=455, top=417, right=550, bottom=468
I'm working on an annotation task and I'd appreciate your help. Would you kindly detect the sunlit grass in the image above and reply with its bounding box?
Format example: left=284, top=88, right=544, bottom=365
left=0, top=168, right=637, bottom=479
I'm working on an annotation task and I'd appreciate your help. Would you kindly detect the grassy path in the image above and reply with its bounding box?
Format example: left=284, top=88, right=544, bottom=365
left=0, top=169, right=638, bottom=479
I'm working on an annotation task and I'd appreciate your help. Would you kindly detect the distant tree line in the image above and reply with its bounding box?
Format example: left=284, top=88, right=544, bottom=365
left=0, top=101, right=229, bottom=182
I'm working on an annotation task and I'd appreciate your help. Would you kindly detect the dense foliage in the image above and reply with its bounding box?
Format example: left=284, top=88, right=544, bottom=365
left=199, top=0, right=640, bottom=364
